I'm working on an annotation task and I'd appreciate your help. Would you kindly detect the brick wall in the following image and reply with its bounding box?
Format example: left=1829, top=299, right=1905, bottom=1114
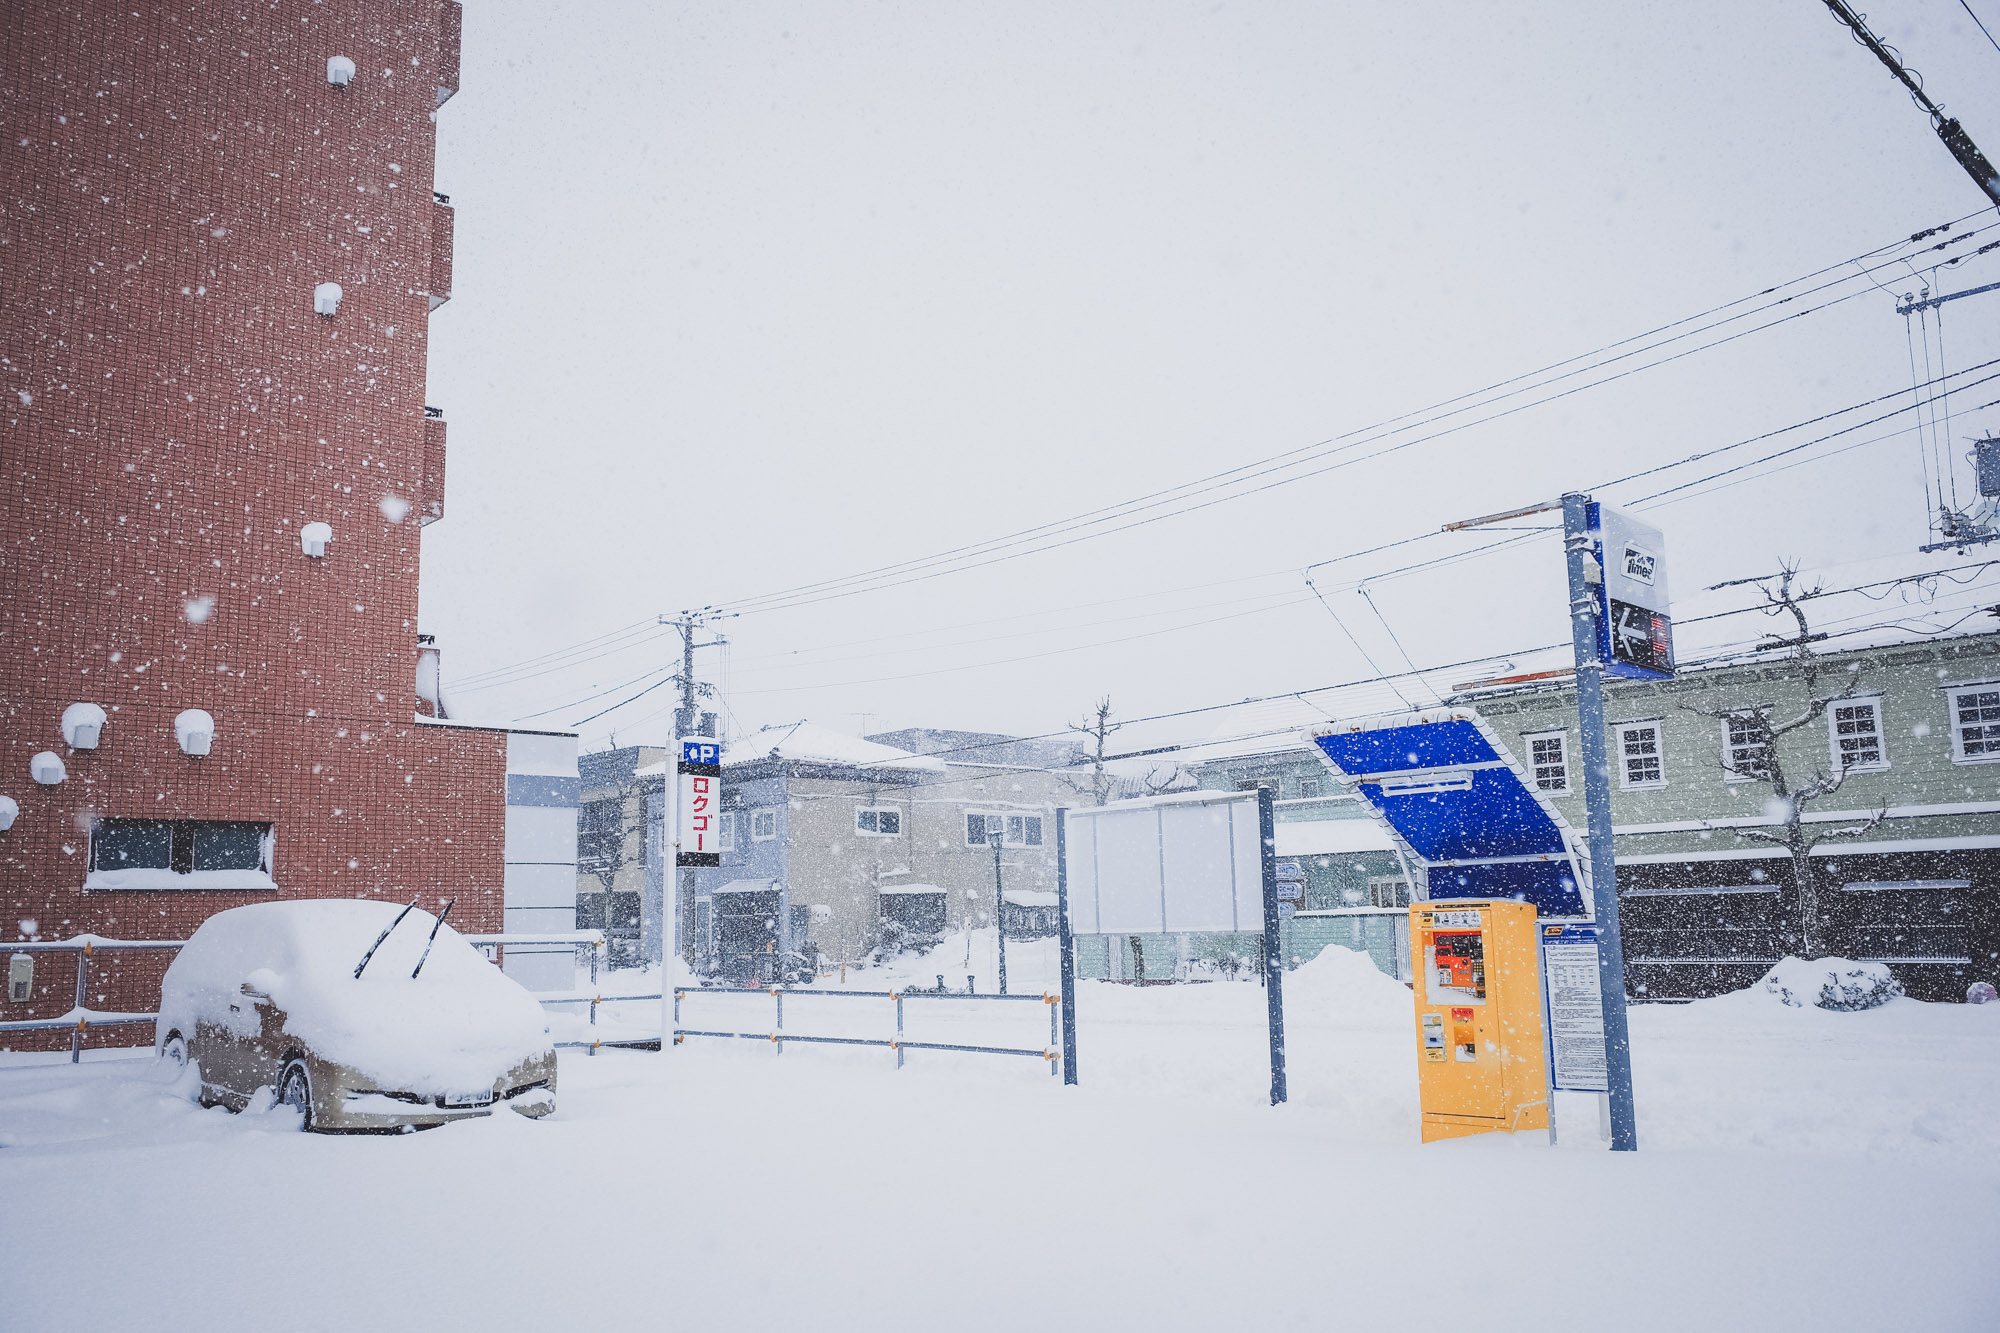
left=1, top=1, right=498, bottom=1050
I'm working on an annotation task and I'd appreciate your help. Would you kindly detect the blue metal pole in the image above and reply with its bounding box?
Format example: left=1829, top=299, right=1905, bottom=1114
left=1257, top=788, right=1287, bottom=1106
left=1561, top=492, right=1639, bottom=1152
left=1056, top=808, right=1079, bottom=1086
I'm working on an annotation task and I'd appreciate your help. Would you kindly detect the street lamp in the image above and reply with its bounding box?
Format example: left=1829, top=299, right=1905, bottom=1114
left=988, top=823, right=1008, bottom=996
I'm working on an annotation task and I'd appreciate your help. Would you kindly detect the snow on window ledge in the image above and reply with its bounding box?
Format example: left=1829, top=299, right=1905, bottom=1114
left=83, top=868, right=278, bottom=892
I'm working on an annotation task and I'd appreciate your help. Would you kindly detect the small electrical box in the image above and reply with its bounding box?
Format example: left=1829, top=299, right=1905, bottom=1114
left=1409, top=899, right=1549, bottom=1143
left=7, top=953, right=32, bottom=1003
left=1975, top=437, right=2000, bottom=499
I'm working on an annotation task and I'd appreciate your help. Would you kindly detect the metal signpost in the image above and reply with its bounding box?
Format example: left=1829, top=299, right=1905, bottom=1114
left=661, top=737, right=722, bottom=1053
left=1560, top=492, right=1662, bottom=1152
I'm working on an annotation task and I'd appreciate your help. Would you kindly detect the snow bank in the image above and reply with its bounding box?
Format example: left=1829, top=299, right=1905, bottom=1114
left=157, top=900, right=550, bottom=1095
left=1283, top=941, right=1417, bottom=1024
left=1757, top=957, right=1906, bottom=1012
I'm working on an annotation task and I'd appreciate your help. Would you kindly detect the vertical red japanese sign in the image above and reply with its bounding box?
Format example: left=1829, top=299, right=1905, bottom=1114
left=677, top=739, right=722, bottom=868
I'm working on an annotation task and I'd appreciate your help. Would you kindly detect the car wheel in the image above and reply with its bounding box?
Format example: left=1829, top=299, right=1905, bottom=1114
left=278, top=1059, right=313, bottom=1131
left=161, top=1031, right=188, bottom=1070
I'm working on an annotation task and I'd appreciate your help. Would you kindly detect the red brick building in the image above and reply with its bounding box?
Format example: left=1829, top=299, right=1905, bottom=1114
left=0, top=2, right=552, bottom=1048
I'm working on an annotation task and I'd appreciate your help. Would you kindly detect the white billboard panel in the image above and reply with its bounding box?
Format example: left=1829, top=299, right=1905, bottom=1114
left=1065, top=791, right=1264, bottom=935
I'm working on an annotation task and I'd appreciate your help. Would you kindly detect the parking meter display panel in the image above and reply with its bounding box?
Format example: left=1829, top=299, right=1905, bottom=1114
left=1409, top=901, right=1550, bottom=1143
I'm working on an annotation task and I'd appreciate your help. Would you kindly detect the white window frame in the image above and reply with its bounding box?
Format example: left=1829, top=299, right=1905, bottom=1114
left=1616, top=720, right=1667, bottom=790
left=1522, top=729, right=1570, bottom=794
left=1367, top=874, right=1410, bottom=909
left=854, top=806, right=903, bottom=838
left=964, top=810, right=1044, bottom=848
left=1298, top=777, right=1322, bottom=799
left=1946, top=679, right=2000, bottom=764
left=718, top=811, right=736, bottom=851
left=1720, top=708, right=1772, bottom=783
left=1826, top=695, right=1888, bottom=773
left=750, top=809, right=778, bottom=841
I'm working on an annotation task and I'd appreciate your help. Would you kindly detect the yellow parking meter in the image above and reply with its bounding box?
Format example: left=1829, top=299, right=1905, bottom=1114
left=1409, top=900, right=1549, bottom=1143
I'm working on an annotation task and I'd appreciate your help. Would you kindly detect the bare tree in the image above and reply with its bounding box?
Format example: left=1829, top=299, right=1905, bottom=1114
left=1058, top=696, right=1122, bottom=808
left=1683, top=564, right=1886, bottom=957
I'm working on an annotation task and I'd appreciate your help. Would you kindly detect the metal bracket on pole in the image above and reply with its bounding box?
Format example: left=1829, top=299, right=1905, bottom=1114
left=1561, top=492, right=1639, bottom=1151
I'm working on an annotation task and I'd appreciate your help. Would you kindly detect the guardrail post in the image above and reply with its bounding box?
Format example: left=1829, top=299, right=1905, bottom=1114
left=70, top=943, right=91, bottom=1064
left=894, top=993, right=904, bottom=1070
left=773, top=987, right=783, bottom=1056
left=1048, top=996, right=1058, bottom=1077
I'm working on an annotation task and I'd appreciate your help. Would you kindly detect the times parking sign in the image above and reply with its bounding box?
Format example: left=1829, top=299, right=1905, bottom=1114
left=1591, top=503, right=1673, bottom=680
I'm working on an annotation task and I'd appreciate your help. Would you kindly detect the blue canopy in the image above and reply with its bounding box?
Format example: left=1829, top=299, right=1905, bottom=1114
left=1306, top=711, right=1588, bottom=918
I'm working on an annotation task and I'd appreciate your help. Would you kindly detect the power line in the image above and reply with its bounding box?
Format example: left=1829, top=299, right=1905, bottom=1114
left=1965, top=1, right=2000, bottom=57
left=1818, top=0, right=2000, bottom=207
left=710, top=218, right=2000, bottom=617
left=454, top=214, right=1999, bottom=697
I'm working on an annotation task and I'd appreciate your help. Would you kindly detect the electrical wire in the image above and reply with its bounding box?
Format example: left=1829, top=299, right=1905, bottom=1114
left=708, top=218, right=2000, bottom=618
left=458, top=215, right=2000, bottom=697
left=1962, top=0, right=2000, bottom=56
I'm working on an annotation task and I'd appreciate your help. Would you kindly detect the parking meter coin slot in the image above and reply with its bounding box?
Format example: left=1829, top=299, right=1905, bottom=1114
left=1422, top=1013, right=1445, bottom=1049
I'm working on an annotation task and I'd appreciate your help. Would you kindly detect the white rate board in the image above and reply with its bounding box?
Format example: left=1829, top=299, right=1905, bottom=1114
left=1064, top=791, right=1266, bottom=935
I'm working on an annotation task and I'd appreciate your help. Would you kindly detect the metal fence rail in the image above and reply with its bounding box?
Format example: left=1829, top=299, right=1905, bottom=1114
left=1, top=936, right=187, bottom=1061
left=669, top=985, right=1065, bottom=1074
left=5, top=930, right=608, bottom=1065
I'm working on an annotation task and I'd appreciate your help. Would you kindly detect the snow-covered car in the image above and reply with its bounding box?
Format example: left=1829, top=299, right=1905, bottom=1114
left=156, top=899, right=557, bottom=1131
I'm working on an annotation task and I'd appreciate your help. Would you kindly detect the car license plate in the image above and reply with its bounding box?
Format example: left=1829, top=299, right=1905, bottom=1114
left=443, top=1091, right=492, bottom=1108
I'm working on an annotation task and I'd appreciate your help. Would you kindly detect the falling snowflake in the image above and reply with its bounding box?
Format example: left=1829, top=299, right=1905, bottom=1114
left=183, top=594, right=216, bottom=624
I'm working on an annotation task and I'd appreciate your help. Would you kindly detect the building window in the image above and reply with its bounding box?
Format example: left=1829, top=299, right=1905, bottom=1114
left=718, top=811, right=736, bottom=851
left=965, top=811, right=1044, bottom=847
left=1235, top=777, right=1279, bottom=794
left=1523, top=730, right=1569, bottom=794
left=1721, top=709, right=1772, bottom=782
left=1829, top=697, right=1887, bottom=771
left=1367, top=874, right=1410, bottom=908
left=1298, top=777, right=1322, bottom=799
left=855, top=807, right=903, bottom=837
left=1948, top=681, right=2000, bottom=762
left=750, top=809, right=777, bottom=841
left=88, top=818, right=272, bottom=886
left=1617, top=722, right=1666, bottom=789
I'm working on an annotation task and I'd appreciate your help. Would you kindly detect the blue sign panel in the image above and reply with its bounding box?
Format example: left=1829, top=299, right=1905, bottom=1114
left=1306, top=711, right=1588, bottom=918
left=680, top=739, right=721, bottom=767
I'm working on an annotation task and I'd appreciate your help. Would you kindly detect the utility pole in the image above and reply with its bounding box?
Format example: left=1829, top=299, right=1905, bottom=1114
left=1817, top=0, right=2000, bottom=208
left=656, top=607, right=732, bottom=1038
left=659, top=609, right=733, bottom=739
left=989, top=827, right=1009, bottom=996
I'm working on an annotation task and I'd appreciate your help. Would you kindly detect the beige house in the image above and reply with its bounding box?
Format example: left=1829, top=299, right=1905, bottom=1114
left=688, top=724, right=1074, bottom=976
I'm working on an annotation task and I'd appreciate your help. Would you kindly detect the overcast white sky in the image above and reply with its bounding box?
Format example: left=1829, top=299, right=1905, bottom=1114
left=423, top=1, right=2000, bottom=754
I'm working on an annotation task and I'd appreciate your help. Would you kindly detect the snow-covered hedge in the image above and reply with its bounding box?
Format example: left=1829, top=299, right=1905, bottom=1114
left=1760, top=957, right=1904, bottom=1012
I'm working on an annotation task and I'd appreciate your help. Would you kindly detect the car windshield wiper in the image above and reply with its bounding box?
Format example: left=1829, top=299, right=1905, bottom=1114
left=411, top=896, right=457, bottom=979
left=353, top=897, right=420, bottom=979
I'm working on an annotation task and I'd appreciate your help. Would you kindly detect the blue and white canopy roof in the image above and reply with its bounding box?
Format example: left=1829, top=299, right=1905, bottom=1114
left=1304, top=708, right=1591, bottom=919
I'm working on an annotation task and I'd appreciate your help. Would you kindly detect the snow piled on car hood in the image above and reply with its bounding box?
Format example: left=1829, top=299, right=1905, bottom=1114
left=158, top=900, right=551, bottom=1096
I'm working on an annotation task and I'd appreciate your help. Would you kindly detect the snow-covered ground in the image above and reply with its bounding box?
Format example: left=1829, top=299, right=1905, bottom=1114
left=3, top=940, right=1996, bottom=1332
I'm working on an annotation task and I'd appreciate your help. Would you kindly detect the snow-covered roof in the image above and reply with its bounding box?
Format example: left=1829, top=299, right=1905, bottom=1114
left=1275, top=817, right=1396, bottom=857
left=1002, top=889, right=1059, bottom=908
left=878, top=882, right=947, bottom=896
left=723, top=721, right=945, bottom=772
